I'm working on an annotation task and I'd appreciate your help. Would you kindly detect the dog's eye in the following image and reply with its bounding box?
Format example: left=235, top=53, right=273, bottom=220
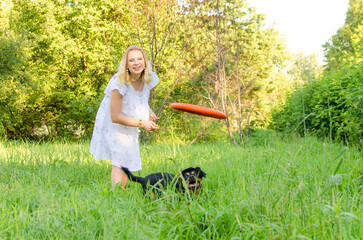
left=191, top=171, right=196, bottom=175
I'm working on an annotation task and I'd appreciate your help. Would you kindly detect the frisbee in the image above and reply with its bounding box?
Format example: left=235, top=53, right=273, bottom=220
left=170, top=103, right=227, bottom=119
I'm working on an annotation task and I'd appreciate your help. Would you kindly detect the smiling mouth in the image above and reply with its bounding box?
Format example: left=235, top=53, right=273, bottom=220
left=188, top=181, right=200, bottom=189
left=133, top=67, right=142, bottom=71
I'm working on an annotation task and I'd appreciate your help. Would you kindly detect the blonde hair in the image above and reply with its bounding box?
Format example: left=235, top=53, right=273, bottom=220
left=117, top=45, right=153, bottom=85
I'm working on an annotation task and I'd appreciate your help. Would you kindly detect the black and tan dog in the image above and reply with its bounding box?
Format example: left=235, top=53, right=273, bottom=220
left=121, top=167, right=206, bottom=198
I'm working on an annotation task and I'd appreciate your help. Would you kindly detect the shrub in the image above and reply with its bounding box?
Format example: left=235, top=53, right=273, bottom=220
left=271, top=61, right=363, bottom=145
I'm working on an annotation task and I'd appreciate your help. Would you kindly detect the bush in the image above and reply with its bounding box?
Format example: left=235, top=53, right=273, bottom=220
left=271, top=61, right=363, bottom=145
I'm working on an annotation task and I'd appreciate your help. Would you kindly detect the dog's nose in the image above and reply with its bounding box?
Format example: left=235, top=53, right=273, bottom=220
left=187, top=175, right=196, bottom=180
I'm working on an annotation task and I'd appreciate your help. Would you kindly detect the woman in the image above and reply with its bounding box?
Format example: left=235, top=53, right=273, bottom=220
left=90, top=45, right=159, bottom=188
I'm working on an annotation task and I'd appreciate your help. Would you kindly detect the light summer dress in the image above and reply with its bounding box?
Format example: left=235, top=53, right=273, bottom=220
left=89, top=72, right=159, bottom=171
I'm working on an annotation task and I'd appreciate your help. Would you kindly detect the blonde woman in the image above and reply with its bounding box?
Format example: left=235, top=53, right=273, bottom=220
left=90, top=45, right=159, bottom=188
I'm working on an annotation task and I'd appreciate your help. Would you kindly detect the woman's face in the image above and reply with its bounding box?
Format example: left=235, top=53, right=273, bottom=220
left=127, top=50, right=145, bottom=76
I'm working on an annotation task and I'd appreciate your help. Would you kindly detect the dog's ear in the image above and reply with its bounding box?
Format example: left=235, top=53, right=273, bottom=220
left=195, top=167, right=206, bottom=178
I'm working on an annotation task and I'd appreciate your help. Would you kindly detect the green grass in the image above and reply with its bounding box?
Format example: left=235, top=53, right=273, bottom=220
left=0, top=132, right=362, bottom=239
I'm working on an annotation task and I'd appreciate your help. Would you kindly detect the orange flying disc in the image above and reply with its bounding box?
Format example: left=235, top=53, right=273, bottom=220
left=170, top=103, right=227, bottom=119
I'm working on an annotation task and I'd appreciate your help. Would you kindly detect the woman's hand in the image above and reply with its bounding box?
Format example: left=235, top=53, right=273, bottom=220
left=149, top=111, right=159, bottom=122
left=141, top=120, right=159, bottom=133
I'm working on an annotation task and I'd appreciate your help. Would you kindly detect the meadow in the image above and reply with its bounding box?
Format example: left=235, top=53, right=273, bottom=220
left=0, top=132, right=362, bottom=239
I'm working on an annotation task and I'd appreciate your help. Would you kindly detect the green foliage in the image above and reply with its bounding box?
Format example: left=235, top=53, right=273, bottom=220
left=271, top=0, right=362, bottom=145
left=1, top=0, right=133, bottom=139
left=271, top=61, right=363, bottom=145
left=186, top=0, right=291, bottom=129
left=0, top=32, right=44, bottom=138
left=323, top=0, right=363, bottom=70
left=288, top=53, right=323, bottom=86
left=0, top=0, right=292, bottom=141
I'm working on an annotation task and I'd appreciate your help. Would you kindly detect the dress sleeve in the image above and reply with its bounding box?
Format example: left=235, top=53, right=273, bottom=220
left=147, top=72, right=159, bottom=90
left=104, top=73, right=127, bottom=96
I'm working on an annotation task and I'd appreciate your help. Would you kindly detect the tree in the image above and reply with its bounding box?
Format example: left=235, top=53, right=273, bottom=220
left=2, top=0, right=133, bottom=138
left=1, top=0, right=295, bottom=142
left=323, top=0, right=363, bottom=70
left=183, top=0, right=290, bottom=144
left=271, top=0, right=363, bottom=145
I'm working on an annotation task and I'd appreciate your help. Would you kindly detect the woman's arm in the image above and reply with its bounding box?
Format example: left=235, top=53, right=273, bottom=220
left=110, top=89, right=158, bottom=132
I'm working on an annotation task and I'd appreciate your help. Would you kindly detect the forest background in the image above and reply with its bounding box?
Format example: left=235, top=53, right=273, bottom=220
left=0, top=0, right=362, bottom=145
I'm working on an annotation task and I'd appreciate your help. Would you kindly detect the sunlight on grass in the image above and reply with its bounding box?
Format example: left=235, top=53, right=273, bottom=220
left=0, top=134, right=362, bottom=239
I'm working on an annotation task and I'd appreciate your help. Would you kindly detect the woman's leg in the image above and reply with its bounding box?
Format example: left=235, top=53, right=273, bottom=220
left=111, top=165, right=128, bottom=188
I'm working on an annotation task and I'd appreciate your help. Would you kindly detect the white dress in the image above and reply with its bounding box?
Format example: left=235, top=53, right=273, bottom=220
left=89, top=72, right=159, bottom=171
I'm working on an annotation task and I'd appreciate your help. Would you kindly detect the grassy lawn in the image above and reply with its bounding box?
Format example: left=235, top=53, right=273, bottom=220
left=0, top=132, right=362, bottom=239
